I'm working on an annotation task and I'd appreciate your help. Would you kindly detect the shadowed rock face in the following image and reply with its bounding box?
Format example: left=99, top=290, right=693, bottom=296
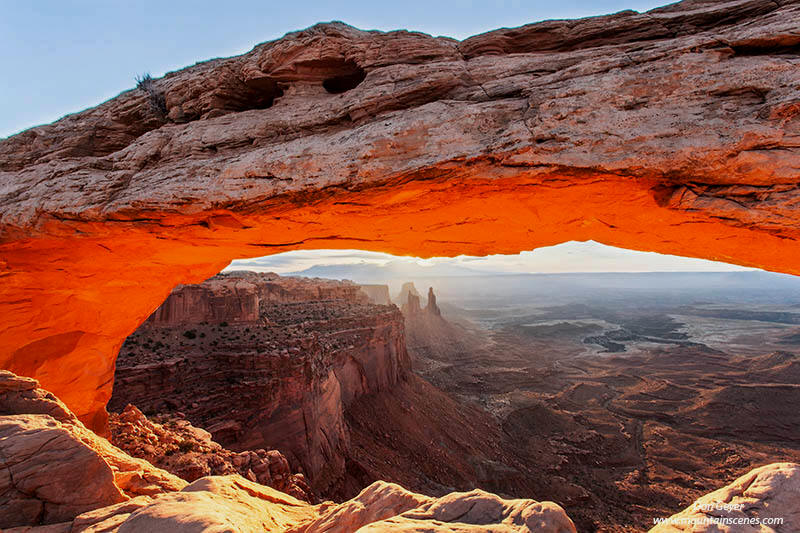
left=110, top=272, right=410, bottom=495
left=1, top=0, right=799, bottom=429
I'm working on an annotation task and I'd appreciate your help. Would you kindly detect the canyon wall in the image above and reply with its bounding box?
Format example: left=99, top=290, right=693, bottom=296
left=110, top=272, right=409, bottom=495
left=145, top=280, right=259, bottom=326
left=0, top=0, right=799, bottom=432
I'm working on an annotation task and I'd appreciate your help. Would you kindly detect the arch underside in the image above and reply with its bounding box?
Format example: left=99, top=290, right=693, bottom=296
left=1, top=0, right=799, bottom=430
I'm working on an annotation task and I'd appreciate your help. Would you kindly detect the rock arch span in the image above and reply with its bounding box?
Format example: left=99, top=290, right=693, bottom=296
left=1, top=0, right=799, bottom=432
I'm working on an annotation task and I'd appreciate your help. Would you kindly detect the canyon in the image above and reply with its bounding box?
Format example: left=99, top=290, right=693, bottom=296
left=0, top=369, right=580, bottom=532
left=0, top=0, right=799, bottom=431
left=108, top=273, right=534, bottom=505
left=107, top=272, right=800, bottom=531
left=2, top=0, right=800, bottom=531
left=5, top=270, right=800, bottom=531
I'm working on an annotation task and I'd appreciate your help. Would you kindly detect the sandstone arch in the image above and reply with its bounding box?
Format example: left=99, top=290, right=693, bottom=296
left=1, top=0, right=799, bottom=431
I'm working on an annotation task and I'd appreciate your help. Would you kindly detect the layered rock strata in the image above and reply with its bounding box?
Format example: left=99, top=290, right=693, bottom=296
left=110, top=272, right=410, bottom=495
left=145, top=271, right=368, bottom=326
left=1, top=0, right=799, bottom=429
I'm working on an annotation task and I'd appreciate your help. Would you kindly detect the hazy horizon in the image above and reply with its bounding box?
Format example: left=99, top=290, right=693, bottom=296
left=225, top=241, right=755, bottom=284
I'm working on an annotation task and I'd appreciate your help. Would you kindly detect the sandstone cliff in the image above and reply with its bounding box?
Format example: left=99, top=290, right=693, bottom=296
left=1, top=0, right=798, bottom=432
left=145, top=271, right=368, bottom=326
left=110, top=272, right=409, bottom=495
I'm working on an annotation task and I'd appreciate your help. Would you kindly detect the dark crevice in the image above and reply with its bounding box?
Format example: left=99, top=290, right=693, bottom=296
left=322, top=61, right=367, bottom=94
left=235, top=77, right=284, bottom=110
left=730, top=41, right=800, bottom=57
left=711, top=86, right=769, bottom=105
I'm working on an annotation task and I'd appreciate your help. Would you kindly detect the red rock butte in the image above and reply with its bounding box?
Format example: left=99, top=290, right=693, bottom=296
left=1, top=0, right=799, bottom=432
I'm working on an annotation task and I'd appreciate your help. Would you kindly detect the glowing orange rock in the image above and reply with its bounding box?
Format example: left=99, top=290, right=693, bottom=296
left=1, top=0, right=799, bottom=431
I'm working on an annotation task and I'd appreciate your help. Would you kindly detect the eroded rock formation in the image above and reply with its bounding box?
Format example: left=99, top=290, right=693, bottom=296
left=399, top=282, right=443, bottom=320
left=110, top=272, right=409, bottom=495
left=1, top=369, right=579, bottom=532
left=426, top=287, right=441, bottom=316
left=402, top=291, right=423, bottom=316
left=109, top=404, right=312, bottom=501
left=397, top=282, right=422, bottom=307
left=0, top=371, right=185, bottom=528
left=0, top=0, right=798, bottom=445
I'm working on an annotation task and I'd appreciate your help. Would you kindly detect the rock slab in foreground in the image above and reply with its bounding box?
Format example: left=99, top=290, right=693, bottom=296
left=0, top=371, right=185, bottom=528
left=5, top=368, right=800, bottom=532
left=650, top=462, right=800, bottom=532
left=0, top=370, right=576, bottom=532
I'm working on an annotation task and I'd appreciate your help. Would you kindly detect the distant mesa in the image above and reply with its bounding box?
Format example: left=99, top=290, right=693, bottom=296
left=359, top=284, right=391, bottom=305
left=145, top=271, right=368, bottom=327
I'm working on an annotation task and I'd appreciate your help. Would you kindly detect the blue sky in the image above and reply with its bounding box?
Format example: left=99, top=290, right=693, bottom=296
left=1, top=0, right=671, bottom=138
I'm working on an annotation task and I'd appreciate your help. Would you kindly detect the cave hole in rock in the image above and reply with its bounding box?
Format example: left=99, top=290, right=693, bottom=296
left=104, top=240, right=800, bottom=527
left=322, top=60, right=367, bottom=94
left=220, top=76, right=285, bottom=113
